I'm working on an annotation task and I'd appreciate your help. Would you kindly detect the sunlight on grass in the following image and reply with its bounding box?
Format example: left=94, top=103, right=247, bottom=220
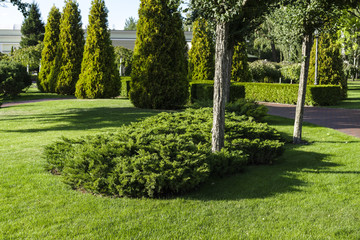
left=1, top=89, right=360, bottom=239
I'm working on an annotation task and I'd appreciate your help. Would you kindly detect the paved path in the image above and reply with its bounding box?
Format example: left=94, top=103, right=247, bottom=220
left=1, top=98, right=73, bottom=108
left=261, top=102, right=360, bottom=139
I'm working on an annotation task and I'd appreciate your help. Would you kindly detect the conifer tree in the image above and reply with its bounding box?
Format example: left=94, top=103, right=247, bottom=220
left=308, top=30, right=347, bottom=98
left=231, top=40, right=252, bottom=82
left=188, top=18, right=215, bottom=81
left=55, top=0, right=84, bottom=95
left=130, top=0, right=189, bottom=109
left=75, top=0, right=120, bottom=98
left=38, top=6, right=61, bottom=93
left=20, top=2, right=45, bottom=48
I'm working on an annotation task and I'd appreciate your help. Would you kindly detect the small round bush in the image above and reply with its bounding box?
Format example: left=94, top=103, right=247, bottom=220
left=0, top=60, right=32, bottom=97
left=45, top=108, right=284, bottom=198
left=249, top=60, right=281, bottom=83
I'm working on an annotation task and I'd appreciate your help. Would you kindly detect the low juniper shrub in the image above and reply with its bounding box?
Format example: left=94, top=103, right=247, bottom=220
left=45, top=108, right=284, bottom=198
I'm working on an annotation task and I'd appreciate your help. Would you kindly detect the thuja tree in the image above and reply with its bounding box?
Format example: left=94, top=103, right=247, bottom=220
left=38, top=6, right=61, bottom=93
left=55, top=0, right=84, bottom=95
left=190, top=0, right=276, bottom=152
left=20, top=2, right=45, bottom=48
left=76, top=0, right=120, bottom=98
left=231, top=40, right=252, bottom=82
left=188, top=18, right=215, bottom=81
left=308, top=29, right=346, bottom=98
left=130, top=0, right=188, bottom=109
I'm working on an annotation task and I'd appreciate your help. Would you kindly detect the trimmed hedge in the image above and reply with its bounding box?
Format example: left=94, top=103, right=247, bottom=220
left=190, top=81, right=245, bottom=103
left=45, top=108, right=284, bottom=198
left=119, top=78, right=340, bottom=106
left=241, top=83, right=341, bottom=106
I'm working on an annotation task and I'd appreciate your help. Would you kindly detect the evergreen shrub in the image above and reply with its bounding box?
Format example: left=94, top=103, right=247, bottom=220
left=130, top=0, right=189, bottom=109
left=231, top=41, right=252, bottom=82
left=45, top=108, right=284, bottom=198
left=120, top=77, right=131, bottom=97
left=0, top=61, right=32, bottom=97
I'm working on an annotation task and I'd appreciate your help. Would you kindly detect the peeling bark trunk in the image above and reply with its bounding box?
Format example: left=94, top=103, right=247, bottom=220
left=293, top=33, right=313, bottom=144
left=212, top=22, right=231, bottom=152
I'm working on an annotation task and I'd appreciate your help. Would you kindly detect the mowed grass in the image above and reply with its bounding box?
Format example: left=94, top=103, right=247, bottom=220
left=1, top=90, right=360, bottom=239
left=333, top=80, right=360, bottom=109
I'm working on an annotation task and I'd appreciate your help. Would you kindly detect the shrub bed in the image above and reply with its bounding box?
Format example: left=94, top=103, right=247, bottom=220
left=45, top=108, right=284, bottom=198
left=120, top=77, right=131, bottom=97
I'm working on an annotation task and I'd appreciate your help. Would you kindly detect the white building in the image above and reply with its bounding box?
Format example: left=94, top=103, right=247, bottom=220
left=0, top=29, right=193, bottom=54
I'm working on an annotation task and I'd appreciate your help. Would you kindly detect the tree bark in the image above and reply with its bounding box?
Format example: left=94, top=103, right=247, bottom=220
left=212, top=21, right=231, bottom=152
left=293, top=33, right=313, bottom=144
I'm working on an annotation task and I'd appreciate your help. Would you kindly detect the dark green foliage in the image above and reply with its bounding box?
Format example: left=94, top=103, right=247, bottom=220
left=188, top=18, right=215, bottom=81
left=231, top=41, right=252, bottom=82
left=0, top=60, right=31, bottom=97
left=45, top=108, right=284, bottom=198
left=308, top=31, right=347, bottom=98
left=243, top=83, right=341, bottom=106
left=114, top=46, right=133, bottom=76
left=55, top=0, right=84, bottom=95
left=190, top=82, right=245, bottom=103
left=280, top=63, right=301, bottom=84
left=130, top=0, right=189, bottom=109
left=20, top=2, right=45, bottom=48
left=76, top=0, right=120, bottom=99
left=38, top=6, right=61, bottom=93
left=249, top=60, right=281, bottom=83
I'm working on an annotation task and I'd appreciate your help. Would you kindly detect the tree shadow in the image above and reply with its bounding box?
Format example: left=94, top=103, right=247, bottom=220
left=2, top=107, right=162, bottom=132
left=183, top=142, right=337, bottom=201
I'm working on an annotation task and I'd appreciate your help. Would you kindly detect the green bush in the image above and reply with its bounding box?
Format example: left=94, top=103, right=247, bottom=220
left=0, top=60, right=32, bottom=97
left=120, top=77, right=131, bottom=97
left=280, top=63, right=301, bottom=84
left=45, top=108, right=284, bottom=198
left=242, top=82, right=341, bottom=106
left=249, top=60, right=281, bottom=83
left=190, top=81, right=245, bottom=103
left=231, top=40, right=252, bottom=82
left=226, top=99, right=268, bottom=121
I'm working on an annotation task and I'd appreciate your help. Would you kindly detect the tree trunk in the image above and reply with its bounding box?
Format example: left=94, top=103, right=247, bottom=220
left=293, top=33, right=313, bottom=144
left=212, top=21, right=231, bottom=152
left=271, top=41, right=277, bottom=62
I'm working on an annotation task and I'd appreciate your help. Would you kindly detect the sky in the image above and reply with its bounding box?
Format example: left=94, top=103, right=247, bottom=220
left=0, top=0, right=141, bottom=30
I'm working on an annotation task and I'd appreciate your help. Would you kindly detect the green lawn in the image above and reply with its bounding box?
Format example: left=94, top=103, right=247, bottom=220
left=1, top=89, right=360, bottom=239
left=332, top=80, right=360, bottom=109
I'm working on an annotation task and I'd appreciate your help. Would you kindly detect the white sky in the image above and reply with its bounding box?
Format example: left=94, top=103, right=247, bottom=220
left=0, top=0, right=141, bottom=30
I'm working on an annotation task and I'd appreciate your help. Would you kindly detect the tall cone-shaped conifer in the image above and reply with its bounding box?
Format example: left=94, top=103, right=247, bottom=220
left=20, top=2, right=45, bottom=48
left=188, top=18, right=215, bottom=81
left=38, top=6, right=61, bottom=93
left=308, top=31, right=347, bottom=98
left=231, top=40, right=252, bottom=82
left=75, top=0, right=120, bottom=98
left=55, top=0, right=84, bottom=95
left=130, top=0, right=188, bottom=109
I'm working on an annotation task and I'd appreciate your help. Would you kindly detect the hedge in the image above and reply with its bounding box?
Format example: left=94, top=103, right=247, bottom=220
left=240, top=83, right=341, bottom=106
left=190, top=81, right=245, bottom=103
left=119, top=78, right=340, bottom=106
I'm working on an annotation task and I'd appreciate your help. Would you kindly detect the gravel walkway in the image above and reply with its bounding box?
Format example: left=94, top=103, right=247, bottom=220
left=261, top=102, right=360, bottom=139
left=1, top=98, right=73, bottom=108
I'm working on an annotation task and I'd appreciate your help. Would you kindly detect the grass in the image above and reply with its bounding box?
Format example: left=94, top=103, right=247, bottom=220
left=332, top=80, right=360, bottom=109
left=1, top=88, right=360, bottom=239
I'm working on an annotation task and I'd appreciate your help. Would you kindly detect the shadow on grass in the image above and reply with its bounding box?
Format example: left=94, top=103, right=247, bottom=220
left=184, top=143, right=337, bottom=201
left=2, top=107, right=161, bottom=132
